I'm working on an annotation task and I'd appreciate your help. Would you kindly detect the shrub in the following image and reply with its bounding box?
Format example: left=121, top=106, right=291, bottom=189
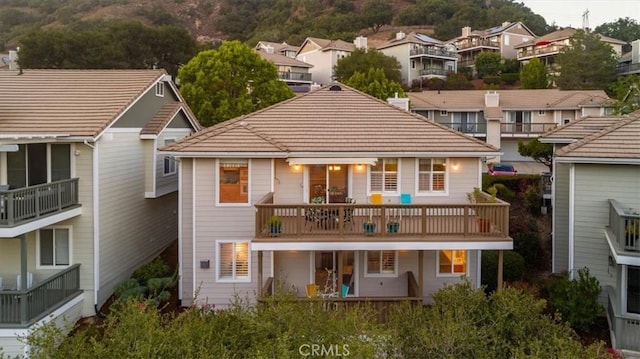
left=115, top=257, right=176, bottom=306
left=524, top=185, right=542, bottom=216
left=482, top=75, right=501, bottom=85
left=132, top=257, right=172, bottom=284
left=481, top=250, right=525, bottom=293
left=500, top=72, right=519, bottom=85
left=545, top=268, right=604, bottom=333
left=491, top=183, right=515, bottom=201
left=514, top=231, right=541, bottom=268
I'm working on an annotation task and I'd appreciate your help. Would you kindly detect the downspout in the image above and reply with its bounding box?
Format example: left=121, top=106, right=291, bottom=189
left=85, top=139, right=105, bottom=317
left=568, top=163, right=575, bottom=280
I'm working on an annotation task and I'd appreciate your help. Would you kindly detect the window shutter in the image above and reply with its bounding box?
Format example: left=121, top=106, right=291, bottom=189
left=367, top=251, right=381, bottom=274
left=40, top=229, right=54, bottom=266
left=219, top=243, right=234, bottom=278
left=234, top=242, right=249, bottom=277
left=381, top=251, right=395, bottom=273
left=55, top=229, right=70, bottom=265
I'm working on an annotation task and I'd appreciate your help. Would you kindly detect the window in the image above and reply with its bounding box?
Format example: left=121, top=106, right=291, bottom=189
left=218, top=159, right=249, bottom=204
left=538, top=110, right=546, bottom=116
left=563, top=118, right=571, bottom=125
left=163, top=139, right=176, bottom=175
left=417, top=158, right=446, bottom=193
left=369, top=158, right=398, bottom=193
left=217, top=241, right=250, bottom=282
left=453, top=112, right=477, bottom=132
left=366, top=251, right=397, bottom=276
left=440, top=110, right=448, bottom=116
left=38, top=228, right=70, bottom=267
left=411, top=60, right=416, bottom=69
left=155, top=82, right=164, bottom=97
left=628, top=266, right=640, bottom=315
left=438, top=250, right=467, bottom=275
left=7, top=143, right=71, bottom=188
left=507, top=111, right=532, bottom=132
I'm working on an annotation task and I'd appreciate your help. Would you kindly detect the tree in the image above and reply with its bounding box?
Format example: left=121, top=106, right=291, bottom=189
left=361, top=0, right=393, bottom=33
left=520, top=57, right=548, bottom=89
left=609, top=75, right=640, bottom=114
left=518, top=138, right=553, bottom=172
left=177, top=41, right=294, bottom=127
left=334, top=48, right=402, bottom=84
left=474, top=52, right=502, bottom=79
left=345, top=68, right=405, bottom=100
left=555, top=30, right=617, bottom=90
left=595, top=17, right=640, bottom=44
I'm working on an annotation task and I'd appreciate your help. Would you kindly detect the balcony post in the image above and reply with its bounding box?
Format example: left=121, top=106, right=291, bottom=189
left=258, top=251, right=263, bottom=296
left=20, top=234, right=28, bottom=324
left=337, top=251, right=344, bottom=298
left=418, top=250, right=424, bottom=298
left=497, top=250, right=504, bottom=290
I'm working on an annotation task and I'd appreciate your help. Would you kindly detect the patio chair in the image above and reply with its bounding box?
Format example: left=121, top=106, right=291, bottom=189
left=305, top=283, right=320, bottom=298
left=305, top=196, right=327, bottom=230
left=343, top=197, right=356, bottom=230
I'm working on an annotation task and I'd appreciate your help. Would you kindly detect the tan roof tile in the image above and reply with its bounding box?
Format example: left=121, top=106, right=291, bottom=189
left=164, top=84, right=499, bottom=156
left=540, top=116, right=622, bottom=141
left=257, top=51, right=313, bottom=68
left=0, top=69, right=168, bottom=138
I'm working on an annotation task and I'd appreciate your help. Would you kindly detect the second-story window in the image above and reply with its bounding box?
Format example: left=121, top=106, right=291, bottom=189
left=370, top=158, right=398, bottom=194
left=417, top=158, right=447, bottom=193
left=163, top=139, right=176, bottom=175
left=218, top=159, right=249, bottom=204
left=155, top=82, right=164, bottom=97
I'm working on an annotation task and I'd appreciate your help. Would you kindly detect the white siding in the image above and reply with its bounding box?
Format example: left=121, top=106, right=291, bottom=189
left=97, top=130, right=178, bottom=308
left=501, top=139, right=534, bottom=162
left=155, top=129, right=193, bottom=195
left=180, top=158, right=194, bottom=305
left=573, top=164, right=640, bottom=304
left=380, top=45, right=410, bottom=85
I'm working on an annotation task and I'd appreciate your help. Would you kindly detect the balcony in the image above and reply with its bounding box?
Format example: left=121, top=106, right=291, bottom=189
left=0, top=264, right=81, bottom=327
left=0, top=178, right=80, bottom=231
left=410, top=48, right=457, bottom=59
left=419, top=68, right=452, bottom=78
left=456, top=39, right=500, bottom=51
left=607, top=286, right=640, bottom=352
left=278, top=71, right=312, bottom=83
left=500, top=123, right=557, bottom=135
left=254, top=194, right=510, bottom=243
left=443, top=122, right=487, bottom=135
left=616, top=62, right=640, bottom=75
left=608, top=199, right=640, bottom=252
left=517, top=45, right=565, bottom=59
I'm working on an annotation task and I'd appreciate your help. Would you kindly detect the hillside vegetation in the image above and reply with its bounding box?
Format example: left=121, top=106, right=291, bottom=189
left=0, top=0, right=551, bottom=50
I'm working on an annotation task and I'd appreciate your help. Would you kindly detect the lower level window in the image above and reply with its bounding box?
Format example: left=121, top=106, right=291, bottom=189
left=38, top=228, right=70, bottom=267
left=628, top=266, right=640, bottom=315
left=438, top=250, right=466, bottom=275
left=366, top=251, right=397, bottom=276
left=217, top=241, right=250, bottom=282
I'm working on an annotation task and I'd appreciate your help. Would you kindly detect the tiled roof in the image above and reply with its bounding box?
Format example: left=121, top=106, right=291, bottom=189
left=555, top=112, right=640, bottom=159
left=256, top=41, right=300, bottom=55
left=305, top=37, right=356, bottom=52
left=514, top=27, right=625, bottom=48
left=163, top=84, right=499, bottom=156
left=257, top=50, right=313, bottom=68
left=140, top=102, right=201, bottom=136
left=540, top=116, right=622, bottom=141
left=377, top=32, right=445, bottom=50
left=408, top=89, right=610, bottom=111
left=0, top=69, right=168, bottom=138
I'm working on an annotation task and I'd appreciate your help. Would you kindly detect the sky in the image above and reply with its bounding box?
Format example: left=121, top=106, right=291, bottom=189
left=519, top=0, right=640, bottom=29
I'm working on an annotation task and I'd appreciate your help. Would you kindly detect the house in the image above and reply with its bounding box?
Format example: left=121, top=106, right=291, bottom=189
left=407, top=89, right=613, bottom=171
left=255, top=46, right=314, bottom=93
left=161, top=84, right=512, bottom=314
left=377, top=32, right=458, bottom=86
left=255, top=41, right=300, bottom=58
left=295, top=36, right=367, bottom=86
left=515, top=27, right=626, bottom=68
left=0, top=69, right=200, bottom=356
left=616, top=39, right=640, bottom=76
left=539, top=113, right=640, bottom=353
left=448, top=21, right=536, bottom=68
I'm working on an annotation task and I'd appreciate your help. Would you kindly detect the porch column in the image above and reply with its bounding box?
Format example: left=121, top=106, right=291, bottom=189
left=497, top=250, right=504, bottom=290
left=337, top=251, right=344, bottom=297
left=418, top=250, right=424, bottom=298
left=257, top=250, right=263, bottom=296
left=20, top=234, right=28, bottom=324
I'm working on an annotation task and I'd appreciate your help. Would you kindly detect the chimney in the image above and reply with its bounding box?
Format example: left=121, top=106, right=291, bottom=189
left=387, top=94, right=409, bottom=111
left=264, top=45, right=274, bottom=54
left=354, top=35, right=368, bottom=49
left=485, top=91, right=499, bottom=107
left=632, top=40, right=640, bottom=64
left=502, top=21, right=510, bottom=28
left=396, top=32, right=406, bottom=41
left=462, top=26, right=471, bottom=37
left=8, top=49, right=18, bottom=71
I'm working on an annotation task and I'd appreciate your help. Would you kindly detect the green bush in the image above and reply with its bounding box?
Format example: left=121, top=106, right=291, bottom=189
left=115, top=257, right=176, bottom=306
left=545, top=268, right=604, bottom=333
left=500, top=72, right=519, bottom=85
left=483, top=75, right=501, bottom=85
left=481, top=250, right=525, bottom=293
left=524, top=185, right=542, bottom=216
left=514, top=231, right=541, bottom=268
left=132, top=257, right=172, bottom=284
left=491, top=183, right=515, bottom=201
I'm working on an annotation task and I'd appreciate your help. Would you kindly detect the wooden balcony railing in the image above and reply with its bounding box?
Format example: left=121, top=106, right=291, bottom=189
left=500, top=122, right=557, bottom=134
left=441, top=122, right=487, bottom=134
left=609, top=199, right=640, bottom=252
left=0, top=178, right=80, bottom=227
left=517, top=45, right=564, bottom=58
left=456, top=39, right=500, bottom=50
left=607, top=286, right=640, bottom=352
left=255, top=195, right=509, bottom=239
left=278, top=71, right=312, bottom=82
left=0, top=264, right=81, bottom=327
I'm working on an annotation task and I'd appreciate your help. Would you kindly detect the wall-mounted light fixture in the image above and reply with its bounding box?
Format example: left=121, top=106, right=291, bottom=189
left=328, top=165, right=341, bottom=171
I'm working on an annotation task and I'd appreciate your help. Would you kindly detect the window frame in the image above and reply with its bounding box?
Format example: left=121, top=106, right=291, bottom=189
left=368, top=158, right=400, bottom=195
left=216, top=240, right=251, bottom=283
left=625, top=265, right=640, bottom=317
left=216, top=159, right=251, bottom=206
left=436, top=250, right=467, bottom=277
left=36, top=226, right=72, bottom=269
left=155, top=82, right=164, bottom=97
left=415, top=158, right=448, bottom=196
left=538, top=110, right=546, bottom=116
left=162, top=138, right=177, bottom=176
left=364, top=250, right=398, bottom=278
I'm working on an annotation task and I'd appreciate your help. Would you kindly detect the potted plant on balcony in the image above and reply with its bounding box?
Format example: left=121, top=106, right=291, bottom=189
left=626, top=221, right=639, bottom=242
left=363, top=218, right=376, bottom=235
left=467, top=186, right=497, bottom=232
left=387, top=211, right=400, bottom=233
left=268, top=215, right=282, bottom=236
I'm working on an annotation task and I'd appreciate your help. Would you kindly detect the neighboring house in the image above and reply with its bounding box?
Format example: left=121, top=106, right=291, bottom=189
left=378, top=32, right=458, bottom=86
left=255, top=41, right=300, bottom=58
left=0, top=69, right=200, bottom=356
left=515, top=27, right=626, bottom=68
left=161, top=84, right=512, bottom=315
left=255, top=47, right=314, bottom=93
left=539, top=113, right=640, bottom=353
left=407, top=89, right=613, bottom=170
left=616, top=39, right=640, bottom=76
left=295, top=36, right=366, bottom=86
left=448, top=21, right=536, bottom=68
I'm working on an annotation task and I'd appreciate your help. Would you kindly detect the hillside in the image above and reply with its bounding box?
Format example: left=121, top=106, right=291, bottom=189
left=0, top=0, right=551, bottom=50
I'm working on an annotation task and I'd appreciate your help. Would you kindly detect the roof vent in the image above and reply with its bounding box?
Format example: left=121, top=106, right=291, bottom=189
left=329, top=85, right=342, bottom=91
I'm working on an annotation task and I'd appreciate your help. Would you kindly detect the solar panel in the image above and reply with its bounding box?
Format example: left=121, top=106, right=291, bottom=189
left=414, top=33, right=442, bottom=44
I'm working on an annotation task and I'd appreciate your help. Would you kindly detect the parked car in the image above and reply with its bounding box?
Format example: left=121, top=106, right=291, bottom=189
left=488, top=163, right=517, bottom=176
